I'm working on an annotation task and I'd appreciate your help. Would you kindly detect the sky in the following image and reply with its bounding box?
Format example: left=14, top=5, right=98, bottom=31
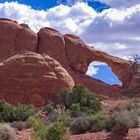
left=0, top=0, right=140, bottom=85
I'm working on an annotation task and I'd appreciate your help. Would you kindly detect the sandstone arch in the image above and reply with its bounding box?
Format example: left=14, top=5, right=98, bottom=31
left=64, top=34, right=132, bottom=88
left=0, top=18, right=139, bottom=106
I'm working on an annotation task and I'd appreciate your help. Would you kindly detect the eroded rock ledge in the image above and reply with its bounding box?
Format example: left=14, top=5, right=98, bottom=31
left=0, top=18, right=139, bottom=106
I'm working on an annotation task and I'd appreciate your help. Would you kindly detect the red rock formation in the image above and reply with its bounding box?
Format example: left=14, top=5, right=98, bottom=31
left=0, top=18, right=37, bottom=62
left=38, top=27, right=66, bottom=64
left=0, top=52, right=74, bottom=106
left=64, top=34, right=132, bottom=85
left=0, top=18, right=139, bottom=106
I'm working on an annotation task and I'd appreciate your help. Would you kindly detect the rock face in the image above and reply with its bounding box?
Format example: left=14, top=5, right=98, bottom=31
left=38, top=27, right=66, bottom=64
left=0, top=52, right=74, bottom=106
left=0, top=18, right=139, bottom=106
left=0, top=18, right=38, bottom=62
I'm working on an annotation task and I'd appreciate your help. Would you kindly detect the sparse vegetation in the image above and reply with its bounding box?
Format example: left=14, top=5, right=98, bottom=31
left=70, top=116, right=91, bottom=134
left=13, top=103, right=35, bottom=121
left=70, top=103, right=81, bottom=117
left=43, top=85, right=140, bottom=136
left=28, top=116, right=46, bottom=140
left=44, top=102, right=54, bottom=115
left=104, top=110, right=139, bottom=134
left=0, top=100, right=35, bottom=122
left=45, top=104, right=71, bottom=124
left=126, top=54, right=140, bottom=96
left=10, top=121, right=31, bottom=131
left=28, top=116, right=69, bottom=140
left=0, top=124, right=16, bottom=140
left=70, top=112, right=105, bottom=134
left=127, top=99, right=140, bottom=118
left=1, top=84, right=140, bottom=139
left=46, top=122, right=69, bottom=140
left=59, top=84, right=101, bottom=115
left=89, top=112, right=105, bottom=132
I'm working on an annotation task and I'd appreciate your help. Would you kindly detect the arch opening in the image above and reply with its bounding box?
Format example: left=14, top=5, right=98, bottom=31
left=86, top=61, right=122, bottom=86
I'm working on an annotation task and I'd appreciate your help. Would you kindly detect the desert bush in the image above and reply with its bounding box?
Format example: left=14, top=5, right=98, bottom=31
left=0, top=124, right=16, bottom=140
left=127, top=101, right=140, bottom=111
left=70, top=103, right=81, bottom=117
left=46, top=122, right=69, bottom=140
left=59, top=84, right=101, bottom=115
left=43, top=103, right=72, bottom=127
left=89, top=112, right=105, bottom=132
left=13, top=104, right=35, bottom=121
left=127, top=100, right=140, bottom=117
left=0, top=100, right=15, bottom=122
left=0, top=100, right=35, bottom=122
left=28, top=116, right=46, bottom=140
left=104, top=114, right=116, bottom=132
left=10, top=121, right=31, bottom=131
left=29, top=116, right=69, bottom=140
left=47, top=105, right=72, bottom=126
left=110, top=105, right=121, bottom=113
left=58, top=88, right=72, bottom=108
left=134, top=108, right=140, bottom=117
left=105, top=110, right=139, bottom=134
left=70, top=116, right=91, bottom=134
left=70, top=112, right=105, bottom=134
left=44, top=103, right=54, bottom=115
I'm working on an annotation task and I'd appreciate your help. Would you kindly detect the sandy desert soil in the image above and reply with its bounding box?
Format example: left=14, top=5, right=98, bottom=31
left=15, top=128, right=140, bottom=140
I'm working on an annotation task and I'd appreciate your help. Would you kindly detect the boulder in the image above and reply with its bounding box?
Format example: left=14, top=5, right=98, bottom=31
left=0, top=52, right=74, bottom=106
left=0, top=18, right=38, bottom=62
left=38, top=27, right=66, bottom=64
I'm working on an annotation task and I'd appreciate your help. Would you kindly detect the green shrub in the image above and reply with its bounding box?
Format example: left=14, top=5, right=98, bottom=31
left=43, top=103, right=72, bottom=127
left=70, top=112, right=105, bottom=134
left=70, top=103, right=81, bottom=117
left=127, top=98, right=140, bottom=110
left=89, top=112, right=105, bottom=132
left=44, top=103, right=54, bottom=115
left=0, top=124, right=16, bottom=140
left=58, top=88, right=73, bottom=108
left=28, top=116, right=46, bottom=140
left=59, top=84, right=101, bottom=115
left=10, top=121, right=31, bottom=131
left=0, top=100, right=35, bottom=122
left=134, top=108, right=140, bottom=117
left=105, top=110, right=139, bottom=134
left=104, top=114, right=116, bottom=132
left=46, top=122, right=69, bottom=140
left=110, top=105, right=121, bottom=114
left=127, top=100, right=140, bottom=117
left=70, top=116, right=91, bottom=134
left=47, top=105, right=66, bottom=122
left=127, top=101, right=140, bottom=111
left=29, top=117, right=69, bottom=140
left=13, top=104, right=35, bottom=121
left=0, top=100, right=15, bottom=122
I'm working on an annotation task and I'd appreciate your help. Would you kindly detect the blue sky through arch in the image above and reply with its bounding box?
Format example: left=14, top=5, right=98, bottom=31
left=86, top=62, right=122, bottom=85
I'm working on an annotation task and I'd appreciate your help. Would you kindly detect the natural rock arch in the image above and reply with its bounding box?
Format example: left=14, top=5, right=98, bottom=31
left=64, top=34, right=131, bottom=86
left=0, top=18, right=139, bottom=106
